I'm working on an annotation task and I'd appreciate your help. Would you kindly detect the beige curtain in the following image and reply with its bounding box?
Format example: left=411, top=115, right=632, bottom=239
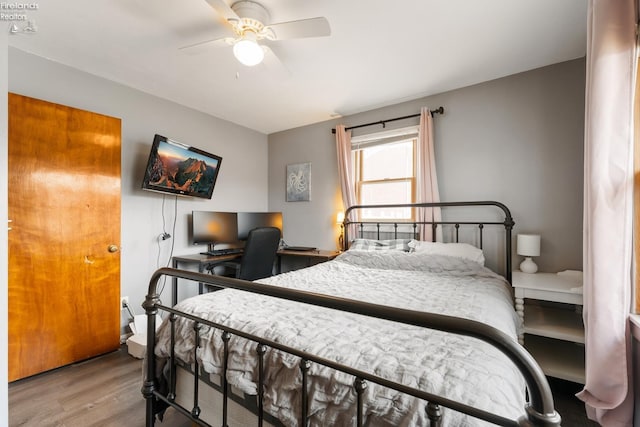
left=335, top=125, right=356, bottom=244
left=576, top=0, right=637, bottom=425
left=416, top=107, right=442, bottom=241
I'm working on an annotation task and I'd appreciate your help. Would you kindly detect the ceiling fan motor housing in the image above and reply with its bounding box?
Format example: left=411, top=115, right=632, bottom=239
left=231, top=1, right=270, bottom=36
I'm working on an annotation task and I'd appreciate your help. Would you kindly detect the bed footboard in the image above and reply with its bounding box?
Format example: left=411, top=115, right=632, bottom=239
left=142, top=268, right=561, bottom=427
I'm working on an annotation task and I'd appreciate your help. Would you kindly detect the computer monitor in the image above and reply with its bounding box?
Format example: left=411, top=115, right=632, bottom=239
left=237, top=212, right=283, bottom=240
left=191, top=211, right=238, bottom=252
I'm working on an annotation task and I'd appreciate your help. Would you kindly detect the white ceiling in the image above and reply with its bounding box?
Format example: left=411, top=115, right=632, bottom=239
left=7, top=0, right=588, bottom=134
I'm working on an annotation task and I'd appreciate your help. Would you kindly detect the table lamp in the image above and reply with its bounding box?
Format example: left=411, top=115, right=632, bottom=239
left=336, top=211, right=345, bottom=250
left=517, top=234, right=540, bottom=274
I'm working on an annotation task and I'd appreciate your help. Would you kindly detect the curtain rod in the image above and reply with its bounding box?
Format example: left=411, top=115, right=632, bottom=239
left=331, top=106, right=444, bottom=134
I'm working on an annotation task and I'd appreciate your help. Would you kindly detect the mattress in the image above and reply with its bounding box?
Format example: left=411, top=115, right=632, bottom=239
left=154, top=250, right=525, bottom=426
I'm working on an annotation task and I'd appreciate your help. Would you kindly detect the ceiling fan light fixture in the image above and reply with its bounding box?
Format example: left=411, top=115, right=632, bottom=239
left=233, top=37, right=265, bottom=66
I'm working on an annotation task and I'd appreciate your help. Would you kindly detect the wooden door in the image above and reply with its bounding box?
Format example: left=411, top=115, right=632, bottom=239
left=8, top=93, right=122, bottom=381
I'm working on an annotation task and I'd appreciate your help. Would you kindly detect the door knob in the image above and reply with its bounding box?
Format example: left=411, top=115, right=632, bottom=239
left=108, top=244, right=119, bottom=253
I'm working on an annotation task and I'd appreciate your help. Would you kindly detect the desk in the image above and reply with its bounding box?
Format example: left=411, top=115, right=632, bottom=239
left=171, top=253, right=241, bottom=305
left=170, top=249, right=342, bottom=305
left=276, top=249, right=341, bottom=273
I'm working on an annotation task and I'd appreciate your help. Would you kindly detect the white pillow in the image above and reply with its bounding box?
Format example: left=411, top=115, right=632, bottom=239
left=408, top=240, right=485, bottom=265
left=348, top=238, right=412, bottom=252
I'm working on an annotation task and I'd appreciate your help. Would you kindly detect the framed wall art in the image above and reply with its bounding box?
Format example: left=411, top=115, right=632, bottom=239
left=286, top=162, right=311, bottom=202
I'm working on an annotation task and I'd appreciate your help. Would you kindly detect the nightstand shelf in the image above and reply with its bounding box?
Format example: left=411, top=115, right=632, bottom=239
left=512, top=271, right=585, bottom=384
left=525, top=335, right=586, bottom=384
left=523, top=305, right=584, bottom=343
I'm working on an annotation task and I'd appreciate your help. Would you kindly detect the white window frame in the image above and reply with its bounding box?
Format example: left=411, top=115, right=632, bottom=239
left=352, top=126, right=418, bottom=221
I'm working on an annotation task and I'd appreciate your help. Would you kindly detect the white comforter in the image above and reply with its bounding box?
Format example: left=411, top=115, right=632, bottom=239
left=154, top=250, right=525, bottom=426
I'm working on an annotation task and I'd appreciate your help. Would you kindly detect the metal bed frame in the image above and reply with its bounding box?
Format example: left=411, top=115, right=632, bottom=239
left=343, top=201, right=515, bottom=283
left=142, top=201, right=561, bottom=427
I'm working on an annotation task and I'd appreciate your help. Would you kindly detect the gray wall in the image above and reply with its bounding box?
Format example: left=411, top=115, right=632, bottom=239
left=8, top=48, right=270, bottom=334
left=269, top=58, right=585, bottom=274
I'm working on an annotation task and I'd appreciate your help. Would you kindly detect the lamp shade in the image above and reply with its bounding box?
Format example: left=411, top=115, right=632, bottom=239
left=517, top=234, right=541, bottom=257
left=336, top=211, right=345, bottom=224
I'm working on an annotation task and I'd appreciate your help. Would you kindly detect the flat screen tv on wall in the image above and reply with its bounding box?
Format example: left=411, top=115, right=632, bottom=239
left=141, top=134, right=222, bottom=199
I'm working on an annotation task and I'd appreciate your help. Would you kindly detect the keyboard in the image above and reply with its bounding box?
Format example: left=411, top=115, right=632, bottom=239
left=282, top=246, right=317, bottom=251
left=201, top=248, right=243, bottom=256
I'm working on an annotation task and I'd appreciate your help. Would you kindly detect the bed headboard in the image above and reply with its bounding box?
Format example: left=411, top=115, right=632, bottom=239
left=343, top=201, right=515, bottom=283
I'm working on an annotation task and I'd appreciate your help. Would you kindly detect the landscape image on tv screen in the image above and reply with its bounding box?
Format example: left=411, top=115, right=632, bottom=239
left=142, top=135, right=222, bottom=199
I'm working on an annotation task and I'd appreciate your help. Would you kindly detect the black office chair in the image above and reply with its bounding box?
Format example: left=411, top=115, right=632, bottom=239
left=210, top=226, right=281, bottom=282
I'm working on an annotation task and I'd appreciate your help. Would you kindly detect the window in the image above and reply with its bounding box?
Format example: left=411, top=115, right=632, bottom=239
left=353, top=137, right=416, bottom=220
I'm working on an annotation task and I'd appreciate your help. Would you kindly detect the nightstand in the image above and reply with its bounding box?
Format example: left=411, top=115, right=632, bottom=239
left=512, top=271, right=585, bottom=384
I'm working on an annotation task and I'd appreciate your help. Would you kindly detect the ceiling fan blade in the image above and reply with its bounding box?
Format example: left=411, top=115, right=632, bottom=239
left=178, top=36, right=231, bottom=54
left=203, top=0, right=240, bottom=22
left=262, top=45, right=291, bottom=78
left=268, top=17, right=331, bottom=40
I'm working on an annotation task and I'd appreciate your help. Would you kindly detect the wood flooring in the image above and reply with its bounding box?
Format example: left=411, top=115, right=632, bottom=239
left=8, top=346, right=191, bottom=427
left=9, top=345, right=598, bottom=426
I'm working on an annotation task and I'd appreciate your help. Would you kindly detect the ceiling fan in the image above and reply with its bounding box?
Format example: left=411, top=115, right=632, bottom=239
left=182, top=0, right=331, bottom=67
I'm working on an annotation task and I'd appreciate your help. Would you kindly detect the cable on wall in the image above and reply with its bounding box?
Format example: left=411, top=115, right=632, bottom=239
left=156, top=195, right=178, bottom=296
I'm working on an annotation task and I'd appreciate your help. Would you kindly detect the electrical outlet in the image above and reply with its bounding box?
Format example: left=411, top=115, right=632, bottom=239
left=120, top=296, right=129, bottom=309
